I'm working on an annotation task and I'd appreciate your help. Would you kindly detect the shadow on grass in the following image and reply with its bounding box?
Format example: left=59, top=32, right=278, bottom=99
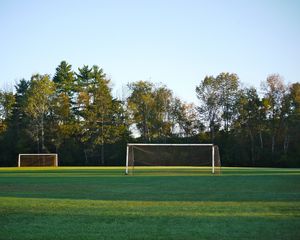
left=1, top=173, right=300, bottom=202
left=1, top=207, right=300, bottom=240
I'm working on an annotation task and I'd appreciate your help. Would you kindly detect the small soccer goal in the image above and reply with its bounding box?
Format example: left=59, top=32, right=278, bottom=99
left=18, top=154, right=58, bottom=167
left=125, top=143, right=221, bottom=175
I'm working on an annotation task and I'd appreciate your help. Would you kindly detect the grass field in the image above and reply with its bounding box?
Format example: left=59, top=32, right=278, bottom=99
left=0, top=167, right=300, bottom=240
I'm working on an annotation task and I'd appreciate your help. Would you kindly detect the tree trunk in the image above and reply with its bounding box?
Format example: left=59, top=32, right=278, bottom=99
left=41, top=116, right=45, bottom=152
left=271, top=135, right=275, bottom=155
left=101, top=114, right=104, bottom=165
left=249, top=130, right=255, bottom=166
left=101, top=144, right=104, bottom=165
left=36, top=125, right=40, bottom=154
left=284, top=135, right=289, bottom=154
left=143, top=112, right=149, bottom=142
left=259, top=131, right=263, bottom=149
left=210, top=121, right=215, bottom=143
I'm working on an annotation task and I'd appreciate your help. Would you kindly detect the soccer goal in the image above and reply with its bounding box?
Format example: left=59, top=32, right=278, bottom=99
left=125, top=143, right=221, bottom=174
left=18, top=154, right=58, bottom=167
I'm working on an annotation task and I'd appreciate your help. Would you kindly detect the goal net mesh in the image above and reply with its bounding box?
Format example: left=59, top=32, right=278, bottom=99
left=127, top=145, right=221, bottom=174
left=18, top=155, right=57, bottom=167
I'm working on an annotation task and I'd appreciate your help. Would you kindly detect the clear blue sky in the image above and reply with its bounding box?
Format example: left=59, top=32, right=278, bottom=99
left=0, top=0, right=299, bottom=103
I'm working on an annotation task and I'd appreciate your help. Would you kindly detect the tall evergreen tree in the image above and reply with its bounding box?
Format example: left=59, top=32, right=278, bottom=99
left=76, top=65, right=127, bottom=164
left=10, top=79, right=31, bottom=151
left=51, top=61, right=77, bottom=151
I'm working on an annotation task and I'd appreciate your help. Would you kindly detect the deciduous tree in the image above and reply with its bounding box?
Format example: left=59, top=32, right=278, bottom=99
left=261, top=74, right=287, bottom=155
left=0, top=90, right=15, bottom=132
left=196, top=76, right=221, bottom=142
left=24, top=74, right=55, bottom=153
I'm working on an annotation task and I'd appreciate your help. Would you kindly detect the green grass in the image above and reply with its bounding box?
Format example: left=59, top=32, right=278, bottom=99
left=0, top=167, right=300, bottom=240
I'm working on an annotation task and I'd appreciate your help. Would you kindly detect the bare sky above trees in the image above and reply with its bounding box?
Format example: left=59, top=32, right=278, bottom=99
left=0, top=0, right=299, bottom=103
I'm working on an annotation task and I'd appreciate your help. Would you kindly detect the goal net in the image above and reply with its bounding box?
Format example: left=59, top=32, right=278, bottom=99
left=125, top=144, right=221, bottom=174
left=18, top=154, right=58, bottom=167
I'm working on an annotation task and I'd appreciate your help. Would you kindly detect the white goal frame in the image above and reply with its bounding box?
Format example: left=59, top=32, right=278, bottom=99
left=18, top=154, right=58, bottom=167
left=125, top=143, right=216, bottom=174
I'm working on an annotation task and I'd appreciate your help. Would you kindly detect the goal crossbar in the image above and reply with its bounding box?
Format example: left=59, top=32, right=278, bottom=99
left=127, top=143, right=214, bottom=147
left=125, top=143, right=219, bottom=174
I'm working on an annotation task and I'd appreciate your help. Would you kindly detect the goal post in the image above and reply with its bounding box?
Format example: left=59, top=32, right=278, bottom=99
left=18, top=154, right=58, bottom=167
left=125, top=143, right=221, bottom=174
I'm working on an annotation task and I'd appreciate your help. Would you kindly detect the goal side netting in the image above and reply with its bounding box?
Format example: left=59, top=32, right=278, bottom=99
left=18, top=154, right=58, bottom=167
left=125, top=144, right=221, bottom=174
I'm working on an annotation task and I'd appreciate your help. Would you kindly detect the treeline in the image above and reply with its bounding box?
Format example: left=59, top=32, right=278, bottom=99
left=0, top=61, right=299, bottom=167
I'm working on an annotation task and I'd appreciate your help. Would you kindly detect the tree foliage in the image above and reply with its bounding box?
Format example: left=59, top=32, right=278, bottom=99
left=0, top=62, right=299, bottom=167
left=24, top=74, right=55, bottom=152
left=0, top=90, right=15, bottom=132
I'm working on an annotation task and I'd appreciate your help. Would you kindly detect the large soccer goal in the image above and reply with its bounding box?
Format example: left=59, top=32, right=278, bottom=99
left=18, top=154, right=58, bottom=167
left=125, top=144, right=221, bottom=174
